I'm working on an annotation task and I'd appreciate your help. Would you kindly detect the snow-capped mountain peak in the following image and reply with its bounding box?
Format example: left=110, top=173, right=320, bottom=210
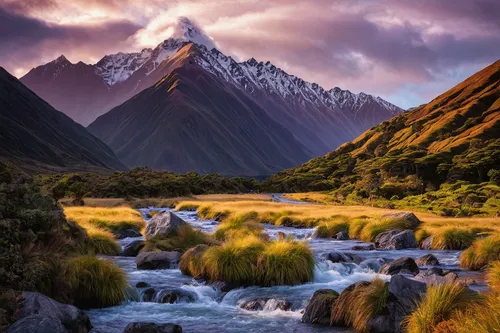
left=172, top=17, right=216, bottom=50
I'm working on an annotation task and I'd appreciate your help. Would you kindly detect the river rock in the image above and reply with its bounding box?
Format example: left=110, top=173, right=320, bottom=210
left=382, top=212, right=421, bottom=229
left=366, top=315, right=394, bottom=333
left=141, top=288, right=156, bottom=302
left=115, top=228, right=142, bottom=239
left=240, top=298, right=291, bottom=311
left=359, top=258, right=387, bottom=272
left=379, top=257, right=419, bottom=275
left=301, top=289, right=339, bottom=325
left=420, top=236, right=433, bottom=250
left=136, top=282, right=150, bottom=288
left=415, top=271, right=458, bottom=286
left=136, top=251, right=181, bottom=270
left=351, top=243, right=375, bottom=251
left=155, top=288, right=196, bottom=304
left=387, top=275, right=427, bottom=331
left=324, top=251, right=362, bottom=264
left=375, top=230, right=417, bottom=250
left=121, top=240, right=145, bottom=257
left=145, top=212, right=189, bottom=240
left=123, top=322, right=182, bottom=333
left=15, top=292, right=92, bottom=333
left=415, top=254, right=439, bottom=266
left=335, top=232, right=349, bottom=240
left=8, top=315, right=67, bottom=333
left=276, top=231, right=286, bottom=240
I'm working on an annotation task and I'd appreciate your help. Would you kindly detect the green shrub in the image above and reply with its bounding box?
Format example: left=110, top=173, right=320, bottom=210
left=259, top=241, right=314, bottom=286
left=404, top=283, right=482, bottom=333
left=63, top=256, right=128, bottom=308
left=460, top=235, right=500, bottom=270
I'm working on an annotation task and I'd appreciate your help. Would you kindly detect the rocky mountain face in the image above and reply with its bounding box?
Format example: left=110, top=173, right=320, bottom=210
left=0, top=67, right=127, bottom=173
left=20, top=17, right=403, bottom=175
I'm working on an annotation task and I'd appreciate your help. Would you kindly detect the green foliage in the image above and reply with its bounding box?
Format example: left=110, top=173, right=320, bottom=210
left=63, top=256, right=128, bottom=308
left=404, top=284, right=482, bottom=333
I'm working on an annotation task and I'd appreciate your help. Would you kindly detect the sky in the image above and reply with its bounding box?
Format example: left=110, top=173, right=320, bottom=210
left=1, top=0, right=500, bottom=109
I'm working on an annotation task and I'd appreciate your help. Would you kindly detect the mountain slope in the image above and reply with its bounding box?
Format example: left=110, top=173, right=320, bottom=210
left=263, top=59, right=500, bottom=192
left=0, top=67, right=127, bottom=173
left=88, top=44, right=312, bottom=176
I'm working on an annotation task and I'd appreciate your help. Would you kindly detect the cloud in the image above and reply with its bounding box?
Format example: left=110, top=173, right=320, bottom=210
left=1, top=0, right=499, bottom=108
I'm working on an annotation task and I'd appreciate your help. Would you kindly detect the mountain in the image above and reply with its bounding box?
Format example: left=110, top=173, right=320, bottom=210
left=0, top=67, right=127, bottom=173
left=263, top=59, right=500, bottom=192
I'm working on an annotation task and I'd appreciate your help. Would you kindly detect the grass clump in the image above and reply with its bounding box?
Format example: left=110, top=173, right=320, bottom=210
left=348, top=218, right=370, bottom=239
left=430, top=228, right=476, bottom=250
left=64, top=206, right=145, bottom=233
left=486, top=261, right=500, bottom=292
left=179, top=244, right=209, bottom=278
left=63, top=256, right=128, bottom=308
left=459, top=235, right=500, bottom=270
left=260, top=240, right=314, bottom=286
left=359, top=217, right=412, bottom=242
left=175, top=203, right=200, bottom=211
left=142, top=224, right=213, bottom=253
left=213, top=214, right=265, bottom=241
left=404, top=283, right=482, bottom=333
left=85, top=226, right=121, bottom=255
left=313, top=216, right=350, bottom=238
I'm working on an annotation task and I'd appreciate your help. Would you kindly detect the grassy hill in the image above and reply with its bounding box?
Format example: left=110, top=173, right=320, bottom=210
left=263, top=60, right=500, bottom=216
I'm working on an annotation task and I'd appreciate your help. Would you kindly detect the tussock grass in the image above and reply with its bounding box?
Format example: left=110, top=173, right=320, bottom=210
left=64, top=206, right=145, bottom=233
left=415, top=229, right=431, bottom=244
left=213, top=214, right=265, bottom=241
left=486, top=261, right=500, bottom=292
left=359, top=217, right=412, bottom=242
left=142, top=224, right=212, bottom=253
left=175, top=203, right=201, bottom=211
left=85, top=226, right=121, bottom=255
left=63, top=256, right=128, bottom=308
left=179, top=244, right=209, bottom=278
left=404, top=284, right=482, bottom=333
left=260, top=240, right=314, bottom=286
left=314, top=217, right=350, bottom=238
left=460, top=235, right=500, bottom=270
left=430, top=228, right=476, bottom=250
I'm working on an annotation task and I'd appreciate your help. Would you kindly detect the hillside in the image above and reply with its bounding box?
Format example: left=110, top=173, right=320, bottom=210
left=263, top=60, right=500, bottom=214
left=0, top=67, right=127, bottom=173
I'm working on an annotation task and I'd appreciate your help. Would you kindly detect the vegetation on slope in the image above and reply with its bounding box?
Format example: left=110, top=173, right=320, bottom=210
left=262, top=60, right=500, bottom=217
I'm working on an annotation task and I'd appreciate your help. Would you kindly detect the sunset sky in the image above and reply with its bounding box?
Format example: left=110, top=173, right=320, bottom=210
left=1, top=0, right=499, bottom=109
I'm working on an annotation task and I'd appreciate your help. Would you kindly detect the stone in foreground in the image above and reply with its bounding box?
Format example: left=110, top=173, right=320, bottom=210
left=123, top=322, right=182, bottom=333
left=415, top=254, right=439, bottom=266
left=145, top=211, right=189, bottom=239
left=301, top=289, right=339, bottom=325
left=121, top=240, right=145, bottom=257
left=379, top=257, right=419, bottom=275
left=136, top=251, right=181, bottom=270
left=375, top=230, right=417, bottom=250
left=7, top=314, right=67, bottom=333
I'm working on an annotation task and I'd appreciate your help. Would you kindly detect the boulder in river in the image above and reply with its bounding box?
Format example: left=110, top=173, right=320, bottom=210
left=301, top=289, right=339, bottom=325
left=375, top=230, right=417, bottom=250
left=415, top=254, right=439, bottom=266
left=379, top=257, right=419, bottom=275
left=123, top=322, right=182, bottom=333
left=155, top=288, right=196, bottom=304
left=324, top=251, right=363, bottom=264
left=135, top=282, right=150, bottom=288
left=145, top=212, right=189, bottom=240
left=115, top=228, right=142, bottom=239
left=14, top=292, right=92, bottom=333
left=335, top=232, right=349, bottom=240
left=8, top=314, right=67, bottom=333
left=387, top=275, right=427, bottom=330
left=240, top=298, right=291, bottom=311
left=359, top=258, right=387, bottom=272
left=121, top=240, right=145, bottom=257
left=351, top=243, right=375, bottom=251
left=420, top=236, right=433, bottom=250
left=382, top=212, right=421, bottom=229
left=415, top=271, right=458, bottom=286
left=136, top=251, right=181, bottom=270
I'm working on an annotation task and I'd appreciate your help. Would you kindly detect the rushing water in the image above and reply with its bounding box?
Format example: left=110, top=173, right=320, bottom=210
left=87, top=198, right=483, bottom=333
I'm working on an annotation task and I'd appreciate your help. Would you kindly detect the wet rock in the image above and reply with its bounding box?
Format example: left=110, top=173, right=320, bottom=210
left=335, top=232, right=349, bottom=240
left=8, top=315, right=67, bottom=333
left=375, top=230, right=417, bottom=250
left=366, top=314, right=394, bottom=333
left=324, top=251, right=362, bottom=264
left=115, top=229, right=142, bottom=239
left=420, top=236, right=433, bottom=250
left=379, top=257, right=419, bottom=276
left=359, top=258, right=387, bottom=272
left=415, top=271, right=458, bottom=286
left=301, top=289, right=339, bottom=325
left=136, top=251, right=181, bottom=270
left=145, top=212, right=189, bottom=240
left=387, top=275, right=426, bottom=331
left=210, top=281, right=236, bottom=293
left=135, top=282, right=150, bottom=288
left=240, top=298, right=291, bottom=311
left=382, top=212, right=421, bottom=229
left=331, top=281, right=372, bottom=326
left=15, top=292, right=92, bottom=333
left=141, top=288, right=156, bottom=302
left=276, top=231, right=286, bottom=240
left=415, top=254, right=439, bottom=266
left=123, top=322, right=182, bottom=333
left=121, top=240, right=145, bottom=257
left=351, top=243, right=375, bottom=251
left=155, top=288, right=196, bottom=304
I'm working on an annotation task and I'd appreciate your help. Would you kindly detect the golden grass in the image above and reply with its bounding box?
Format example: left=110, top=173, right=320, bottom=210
left=84, top=225, right=121, bottom=255
left=64, top=206, right=145, bottom=233
left=486, top=261, right=500, bottom=292
left=460, top=235, right=500, bottom=270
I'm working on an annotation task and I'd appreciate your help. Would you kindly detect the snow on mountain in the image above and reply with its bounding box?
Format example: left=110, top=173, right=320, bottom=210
left=95, top=49, right=152, bottom=85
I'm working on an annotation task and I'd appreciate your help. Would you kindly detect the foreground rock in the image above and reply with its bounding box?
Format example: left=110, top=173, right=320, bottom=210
left=136, top=251, right=181, bottom=270
left=123, top=322, right=182, bottom=333
left=415, top=254, right=439, bottom=266
left=8, top=315, right=67, bottom=333
left=359, top=258, right=387, bottom=272
left=387, top=275, right=427, bottom=331
left=240, top=298, right=291, bottom=311
left=375, top=230, right=417, bottom=250
left=121, top=240, right=145, bottom=257
left=415, top=269, right=458, bottom=286
left=115, top=229, right=142, bottom=239
left=145, top=212, right=189, bottom=239
left=379, top=257, right=419, bottom=275
left=420, top=236, right=433, bottom=250
left=301, top=289, right=339, bottom=325
left=323, top=251, right=362, bottom=264
left=12, top=292, right=92, bottom=333
left=382, top=212, right=421, bottom=229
